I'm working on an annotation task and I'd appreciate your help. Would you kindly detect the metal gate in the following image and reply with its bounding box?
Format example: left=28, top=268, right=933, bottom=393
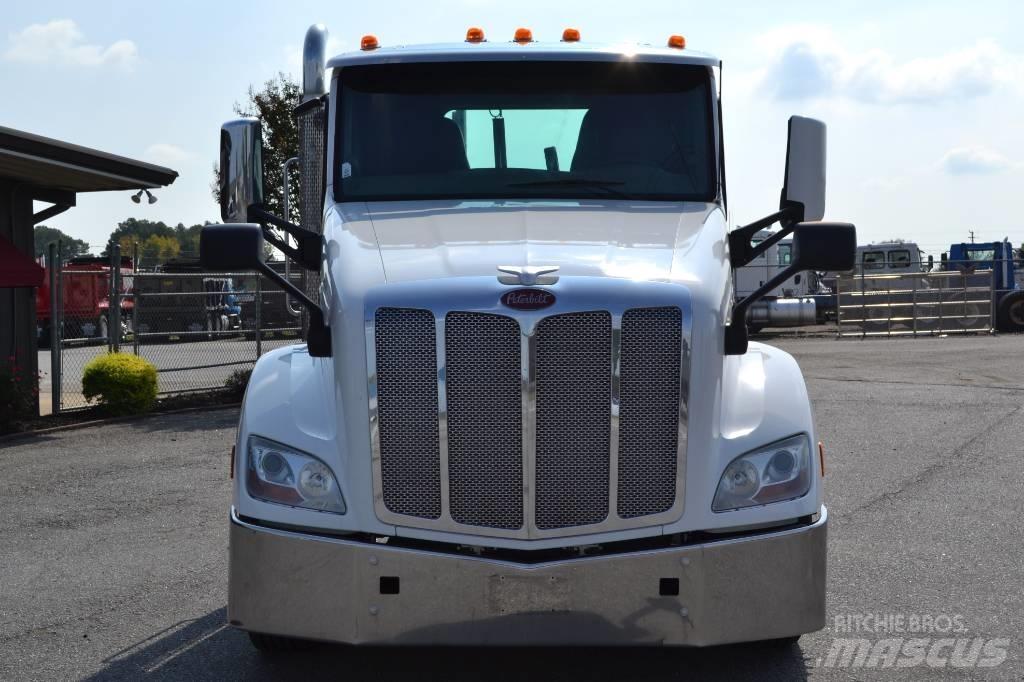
left=836, top=268, right=994, bottom=337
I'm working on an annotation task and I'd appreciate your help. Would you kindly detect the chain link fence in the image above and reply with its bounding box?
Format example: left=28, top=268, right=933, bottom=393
left=51, top=253, right=303, bottom=411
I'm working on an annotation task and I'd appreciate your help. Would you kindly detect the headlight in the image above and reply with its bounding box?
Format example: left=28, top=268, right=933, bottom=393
left=247, top=436, right=346, bottom=514
left=712, top=434, right=811, bottom=512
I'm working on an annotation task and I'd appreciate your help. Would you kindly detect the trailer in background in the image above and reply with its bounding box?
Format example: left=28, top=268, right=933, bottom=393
left=133, top=259, right=241, bottom=336
left=36, top=255, right=134, bottom=345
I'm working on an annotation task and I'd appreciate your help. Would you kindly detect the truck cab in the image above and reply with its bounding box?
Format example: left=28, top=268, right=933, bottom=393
left=202, top=26, right=855, bottom=649
left=942, top=240, right=1024, bottom=332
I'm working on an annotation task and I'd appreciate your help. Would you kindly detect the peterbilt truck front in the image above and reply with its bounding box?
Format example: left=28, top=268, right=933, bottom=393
left=201, top=25, right=856, bottom=650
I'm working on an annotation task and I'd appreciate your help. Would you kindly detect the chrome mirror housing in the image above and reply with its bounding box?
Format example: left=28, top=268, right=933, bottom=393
left=219, top=119, right=264, bottom=223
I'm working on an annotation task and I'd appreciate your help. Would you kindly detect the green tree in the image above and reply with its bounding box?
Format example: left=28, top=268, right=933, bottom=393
left=212, top=73, right=301, bottom=224
left=33, top=225, right=90, bottom=259
left=139, top=234, right=181, bottom=265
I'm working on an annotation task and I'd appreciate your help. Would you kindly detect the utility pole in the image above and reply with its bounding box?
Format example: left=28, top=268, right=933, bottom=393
left=969, top=230, right=975, bottom=244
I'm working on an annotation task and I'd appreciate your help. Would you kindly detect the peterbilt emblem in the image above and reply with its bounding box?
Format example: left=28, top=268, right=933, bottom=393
left=497, top=265, right=560, bottom=286
left=501, top=288, right=556, bottom=310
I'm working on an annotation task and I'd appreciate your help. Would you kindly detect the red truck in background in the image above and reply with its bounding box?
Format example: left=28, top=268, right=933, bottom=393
left=36, top=256, right=134, bottom=345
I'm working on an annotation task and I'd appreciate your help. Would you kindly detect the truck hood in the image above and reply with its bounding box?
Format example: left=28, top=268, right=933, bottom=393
left=358, top=200, right=716, bottom=284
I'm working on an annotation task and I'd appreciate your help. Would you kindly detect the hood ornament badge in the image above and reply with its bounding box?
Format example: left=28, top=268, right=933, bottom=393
left=497, top=265, right=559, bottom=286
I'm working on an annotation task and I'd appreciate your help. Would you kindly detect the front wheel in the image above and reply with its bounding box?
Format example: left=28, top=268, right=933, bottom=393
left=997, top=291, right=1024, bottom=332
left=247, top=631, right=315, bottom=652
left=97, top=315, right=108, bottom=340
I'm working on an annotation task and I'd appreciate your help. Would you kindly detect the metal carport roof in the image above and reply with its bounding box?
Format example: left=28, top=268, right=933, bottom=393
left=0, top=126, right=178, bottom=192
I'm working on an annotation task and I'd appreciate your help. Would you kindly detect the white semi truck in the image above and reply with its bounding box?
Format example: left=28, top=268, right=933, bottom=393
left=201, top=25, right=856, bottom=650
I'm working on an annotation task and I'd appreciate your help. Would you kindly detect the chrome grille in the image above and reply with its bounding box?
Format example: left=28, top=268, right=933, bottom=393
left=374, top=308, right=441, bottom=519
left=534, top=312, right=612, bottom=530
left=368, top=287, right=689, bottom=539
left=445, top=313, right=523, bottom=529
left=617, top=307, right=682, bottom=518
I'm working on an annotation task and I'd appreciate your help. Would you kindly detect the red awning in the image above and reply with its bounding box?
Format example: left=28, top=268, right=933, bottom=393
left=0, top=233, right=43, bottom=288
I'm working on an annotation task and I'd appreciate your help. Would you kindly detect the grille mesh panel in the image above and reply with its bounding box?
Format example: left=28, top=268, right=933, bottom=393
left=445, top=313, right=523, bottom=529
left=535, top=312, right=611, bottom=529
left=374, top=308, right=441, bottom=519
left=617, top=307, right=682, bottom=518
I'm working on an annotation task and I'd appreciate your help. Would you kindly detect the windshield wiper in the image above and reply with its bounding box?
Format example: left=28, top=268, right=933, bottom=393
left=506, top=178, right=628, bottom=198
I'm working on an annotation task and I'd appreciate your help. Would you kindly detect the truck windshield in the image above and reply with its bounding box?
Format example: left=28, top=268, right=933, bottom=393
left=336, top=60, right=716, bottom=202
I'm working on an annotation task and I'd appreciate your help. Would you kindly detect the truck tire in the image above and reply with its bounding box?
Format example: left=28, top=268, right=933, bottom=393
left=997, top=291, right=1024, bottom=333
left=98, top=316, right=108, bottom=340
left=247, top=631, right=315, bottom=652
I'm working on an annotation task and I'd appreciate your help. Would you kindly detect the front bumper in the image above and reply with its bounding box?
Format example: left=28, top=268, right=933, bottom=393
left=229, top=506, right=827, bottom=646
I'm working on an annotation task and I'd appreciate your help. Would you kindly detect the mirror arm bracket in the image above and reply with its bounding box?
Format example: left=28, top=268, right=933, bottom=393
left=728, top=206, right=801, bottom=268
left=254, top=258, right=332, bottom=357
left=725, top=262, right=802, bottom=356
left=246, top=206, right=331, bottom=357
left=248, top=205, right=322, bottom=271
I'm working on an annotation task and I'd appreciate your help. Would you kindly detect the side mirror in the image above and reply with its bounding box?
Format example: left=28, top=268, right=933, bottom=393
left=200, top=223, right=264, bottom=271
left=220, top=119, right=264, bottom=223
left=781, top=116, right=826, bottom=222
left=789, top=222, right=856, bottom=272
left=726, top=221, right=856, bottom=355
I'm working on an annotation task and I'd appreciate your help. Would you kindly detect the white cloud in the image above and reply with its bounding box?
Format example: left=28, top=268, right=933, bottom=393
left=755, top=26, right=1020, bottom=104
left=3, top=19, right=137, bottom=69
left=144, top=143, right=192, bottom=166
left=940, top=146, right=1017, bottom=175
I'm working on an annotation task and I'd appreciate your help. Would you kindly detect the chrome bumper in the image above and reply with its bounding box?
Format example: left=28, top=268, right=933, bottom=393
left=229, top=506, right=827, bottom=646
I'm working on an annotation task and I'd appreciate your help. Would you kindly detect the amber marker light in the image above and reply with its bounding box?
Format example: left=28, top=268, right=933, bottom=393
left=466, top=27, right=485, bottom=43
left=514, top=27, right=533, bottom=43
left=667, top=34, right=686, bottom=49
left=361, top=34, right=379, bottom=50
left=562, top=28, right=581, bottom=42
left=818, top=441, right=826, bottom=476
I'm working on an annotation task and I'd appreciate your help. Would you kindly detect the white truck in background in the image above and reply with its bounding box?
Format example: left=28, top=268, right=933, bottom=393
left=201, top=24, right=855, bottom=650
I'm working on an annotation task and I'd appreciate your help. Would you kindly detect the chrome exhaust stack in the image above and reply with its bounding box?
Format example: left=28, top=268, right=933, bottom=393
left=302, top=24, right=328, bottom=102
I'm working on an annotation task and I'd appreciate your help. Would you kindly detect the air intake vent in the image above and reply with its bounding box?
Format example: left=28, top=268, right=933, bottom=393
left=534, top=311, right=612, bottom=530
left=374, top=308, right=441, bottom=519
left=445, top=313, right=523, bottom=529
left=617, top=307, right=682, bottom=518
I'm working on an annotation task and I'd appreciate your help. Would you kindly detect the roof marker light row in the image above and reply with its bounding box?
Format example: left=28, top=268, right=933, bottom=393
left=358, top=29, right=686, bottom=50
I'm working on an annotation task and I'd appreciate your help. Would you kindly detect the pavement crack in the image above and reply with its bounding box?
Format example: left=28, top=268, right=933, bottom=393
left=845, top=404, right=1024, bottom=515
left=806, top=376, right=1024, bottom=392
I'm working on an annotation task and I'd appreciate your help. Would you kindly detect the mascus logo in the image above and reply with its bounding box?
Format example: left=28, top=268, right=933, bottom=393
left=501, top=289, right=555, bottom=310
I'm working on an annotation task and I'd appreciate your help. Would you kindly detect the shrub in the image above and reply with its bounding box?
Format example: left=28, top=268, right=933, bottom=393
left=224, top=368, right=252, bottom=400
left=82, top=353, right=158, bottom=416
left=0, top=355, right=39, bottom=434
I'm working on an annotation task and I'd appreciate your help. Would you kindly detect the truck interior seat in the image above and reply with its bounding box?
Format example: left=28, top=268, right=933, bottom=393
left=571, top=107, right=689, bottom=175
left=359, top=116, right=469, bottom=176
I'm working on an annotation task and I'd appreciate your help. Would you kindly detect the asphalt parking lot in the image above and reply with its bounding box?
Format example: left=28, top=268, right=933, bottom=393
left=3, top=335, right=1023, bottom=680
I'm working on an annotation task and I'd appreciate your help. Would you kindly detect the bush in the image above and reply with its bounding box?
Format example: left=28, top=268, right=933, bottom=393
left=0, top=355, right=40, bottom=434
left=224, top=368, right=252, bottom=400
left=82, top=353, right=158, bottom=416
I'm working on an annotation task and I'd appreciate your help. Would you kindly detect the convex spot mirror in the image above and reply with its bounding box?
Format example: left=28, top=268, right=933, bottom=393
left=200, top=223, right=264, bottom=271
left=220, top=119, right=264, bottom=223
left=790, top=222, right=856, bottom=272
left=781, top=116, right=826, bottom=222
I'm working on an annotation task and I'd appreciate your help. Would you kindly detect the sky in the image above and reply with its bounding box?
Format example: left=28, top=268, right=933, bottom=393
left=1, top=0, right=1022, bottom=259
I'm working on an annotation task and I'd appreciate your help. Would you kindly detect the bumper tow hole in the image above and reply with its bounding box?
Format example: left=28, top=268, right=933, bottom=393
left=380, top=576, right=400, bottom=595
left=659, top=578, right=680, bottom=596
